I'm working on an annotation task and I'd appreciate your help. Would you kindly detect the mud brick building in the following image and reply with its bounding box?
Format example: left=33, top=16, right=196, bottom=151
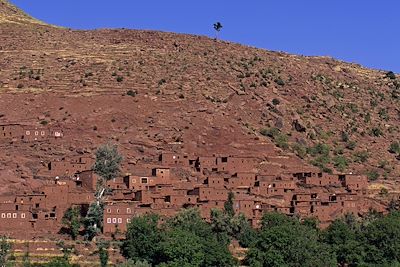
left=47, top=156, right=95, bottom=178
left=0, top=123, right=63, bottom=142
left=0, top=174, right=95, bottom=237
left=102, top=152, right=386, bottom=234
left=0, top=150, right=387, bottom=237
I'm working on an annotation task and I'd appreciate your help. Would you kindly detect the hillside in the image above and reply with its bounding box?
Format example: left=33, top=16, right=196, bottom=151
left=0, top=0, right=399, bottom=195
left=0, top=0, right=48, bottom=25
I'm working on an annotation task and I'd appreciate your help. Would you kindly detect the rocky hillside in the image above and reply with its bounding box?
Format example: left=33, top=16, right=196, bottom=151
left=0, top=0, right=48, bottom=26
left=0, top=0, right=399, bottom=193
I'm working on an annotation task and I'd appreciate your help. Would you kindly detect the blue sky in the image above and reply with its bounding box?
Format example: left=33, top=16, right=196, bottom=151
left=10, top=0, right=400, bottom=73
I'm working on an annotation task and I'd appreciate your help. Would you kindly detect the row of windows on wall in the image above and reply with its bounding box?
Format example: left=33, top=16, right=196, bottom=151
left=1, top=213, right=25, bottom=219
left=26, top=131, right=46, bottom=136
left=106, top=217, right=130, bottom=224
left=106, top=208, right=132, bottom=214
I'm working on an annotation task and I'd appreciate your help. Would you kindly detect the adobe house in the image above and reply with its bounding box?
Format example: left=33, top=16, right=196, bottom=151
left=103, top=202, right=142, bottom=234
left=22, top=127, right=63, bottom=142
left=0, top=123, right=24, bottom=140
left=47, top=156, right=94, bottom=177
left=159, top=152, right=195, bottom=167
left=228, top=172, right=256, bottom=189
left=303, top=174, right=341, bottom=187
left=123, top=168, right=172, bottom=190
left=196, top=155, right=258, bottom=174
left=340, top=174, right=368, bottom=191
left=75, top=170, right=99, bottom=191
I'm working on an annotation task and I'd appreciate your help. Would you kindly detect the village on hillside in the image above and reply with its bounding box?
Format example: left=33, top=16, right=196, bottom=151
left=0, top=122, right=390, bottom=239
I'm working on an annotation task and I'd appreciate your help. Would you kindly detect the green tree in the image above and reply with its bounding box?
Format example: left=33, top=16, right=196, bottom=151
left=362, top=212, right=400, bottom=265
left=322, top=219, right=364, bottom=266
left=230, top=213, right=257, bottom=248
left=122, top=214, right=161, bottom=265
left=224, top=191, right=235, bottom=218
left=121, top=209, right=236, bottom=267
left=166, top=208, right=236, bottom=266
left=82, top=202, right=104, bottom=240
left=159, top=228, right=204, bottom=267
left=0, top=236, right=11, bottom=267
left=93, top=143, right=123, bottom=182
left=245, top=213, right=336, bottom=267
left=62, top=207, right=81, bottom=240
left=210, top=209, right=231, bottom=245
left=213, top=22, right=223, bottom=39
left=97, top=241, right=109, bottom=267
left=166, top=208, right=211, bottom=238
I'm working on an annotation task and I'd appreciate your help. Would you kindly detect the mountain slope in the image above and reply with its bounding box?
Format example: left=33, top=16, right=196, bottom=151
left=0, top=0, right=48, bottom=26
left=0, top=0, right=399, bottom=192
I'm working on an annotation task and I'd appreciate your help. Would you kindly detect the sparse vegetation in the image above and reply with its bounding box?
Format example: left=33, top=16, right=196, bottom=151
left=127, top=90, right=137, bottom=97
left=333, top=155, right=348, bottom=172
left=260, top=127, right=289, bottom=149
left=367, top=170, right=379, bottom=181
left=386, top=71, right=396, bottom=80
left=272, top=98, right=280, bottom=105
left=61, top=207, right=81, bottom=240
left=370, top=127, right=383, bottom=137
left=0, top=236, right=11, bottom=267
left=389, top=141, right=400, bottom=155
left=353, top=150, right=369, bottom=163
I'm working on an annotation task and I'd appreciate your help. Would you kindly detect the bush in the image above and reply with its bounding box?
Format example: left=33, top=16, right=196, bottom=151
left=158, top=79, right=166, bottom=86
left=353, top=150, right=369, bottom=163
left=367, top=170, right=379, bottom=181
left=386, top=71, right=396, bottom=80
left=272, top=98, right=280, bottom=105
left=292, top=143, right=308, bottom=159
left=341, top=131, right=349, bottom=142
left=126, top=90, right=136, bottom=97
left=260, top=127, right=289, bottom=149
left=389, top=141, right=400, bottom=155
left=116, top=76, right=124, bottom=82
left=260, top=127, right=280, bottom=138
left=370, top=127, right=383, bottom=137
left=275, top=78, right=285, bottom=86
left=345, top=141, right=357, bottom=150
left=333, top=156, right=348, bottom=172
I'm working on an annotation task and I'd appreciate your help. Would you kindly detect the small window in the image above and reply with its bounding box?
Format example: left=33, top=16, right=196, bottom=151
left=112, top=218, right=116, bottom=223
left=127, top=208, right=131, bottom=213
left=118, top=218, right=122, bottom=224
left=141, top=177, right=148, bottom=184
left=21, top=213, right=25, bottom=219
left=127, top=218, right=131, bottom=223
left=26, top=131, right=30, bottom=136
left=41, top=131, right=45, bottom=136
left=7, top=213, right=11, bottom=218
left=107, top=208, right=111, bottom=213
left=116, top=209, right=120, bottom=213
left=35, top=131, right=39, bottom=136
left=13, top=213, right=17, bottom=218
left=107, top=218, right=111, bottom=224
left=1, top=213, right=5, bottom=218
